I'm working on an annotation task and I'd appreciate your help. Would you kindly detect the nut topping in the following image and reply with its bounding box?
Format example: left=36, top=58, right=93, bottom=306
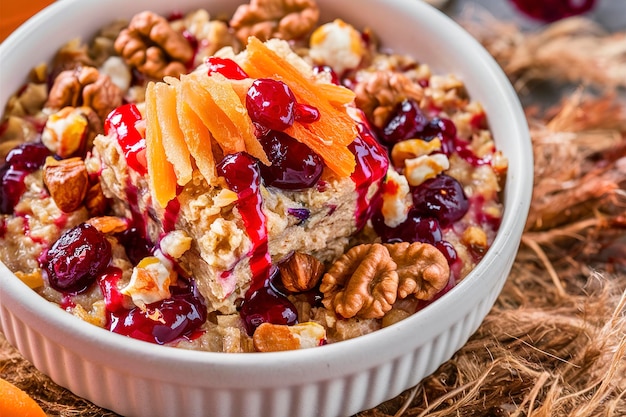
left=253, top=321, right=326, bottom=352
left=279, top=252, right=324, bottom=292
left=46, top=66, right=123, bottom=123
left=43, top=156, right=89, bottom=213
left=114, top=11, right=194, bottom=79
left=320, top=243, right=398, bottom=319
left=385, top=242, right=450, bottom=300
left=86, top=216, right=129, bottom=234
left=230, top=0, right=320, bottom=44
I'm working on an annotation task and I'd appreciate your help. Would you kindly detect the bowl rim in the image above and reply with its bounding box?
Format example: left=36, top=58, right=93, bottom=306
left=0, top=0, right=533, bottom=388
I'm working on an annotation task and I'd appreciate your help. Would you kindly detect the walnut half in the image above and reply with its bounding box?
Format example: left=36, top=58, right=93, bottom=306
left=320, top=243, right=398, bottom=319
left=230, top=0, right=320, bottom=44
left=320, top=242, right=451, bottom=320
left=385, top=242, right=450, bottom=300
left=114, top=11, right=194, bottom=79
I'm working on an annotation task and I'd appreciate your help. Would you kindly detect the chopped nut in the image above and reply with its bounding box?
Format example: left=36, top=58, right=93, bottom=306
left=230, top=0, right=320, bottom=44
left=320, top=243, right=398, bottom=319
left=86, top=216, right=129, bottom=234
left=404, top=153, right=450, bottom=187
left=41, top=107, right=88, bottom=158
left=391, top=138, right=442, bottom=169
left=380, top=169, right=411, bottom=228
left=462, top=226, right=488, bottom=255
left=114, top=11, right=194, bottom=79
left=279, top=252, right=325, bottom=293
left=122, top=256, right=176, bottom=309
left=43, top=156, right=89, bottom=213
left=384, top=242, right=450, bottom=300
left=160, top=230, right=193, bottom=259
left=309, top=19, right=364, bottom=74
left=253, top=322, right=326, bottom=352
left=46, top=67, right=123, bottom=123
left=84, top=182, right=108, bottom=216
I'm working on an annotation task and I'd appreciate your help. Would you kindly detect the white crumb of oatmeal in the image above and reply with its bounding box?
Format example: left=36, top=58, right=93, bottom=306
left=381, top=169, right=411, bottom=228
left=100, top=56, right=131, bottom=93
left=159, top=230, right=193, bottom=259
left=122, top=256, right=175, bottom=309
left=290, top=322, right=327, bottom=349
left=309, top=19, right=364, bottom=75
left=41, top=107, right=88, bottom=158
left=404, top=153, right=450, bottom=187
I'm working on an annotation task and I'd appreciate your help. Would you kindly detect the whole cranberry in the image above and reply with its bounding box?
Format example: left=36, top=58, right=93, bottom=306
left=509, top=0, right=596, bottom=22
left=258, top=130, right=323, bottom=190
left=373, top=210, right=443, bottom=245
left=411, top=174, right=469, bottom=228
left=246, top=78, right=297, bottom=131
left=45, top=223, right=112, bottom=293
left=380, top=99, right=428, bottom=145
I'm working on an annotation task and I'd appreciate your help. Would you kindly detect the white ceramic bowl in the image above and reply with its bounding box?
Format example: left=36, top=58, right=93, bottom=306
left=0, top=1, right=532, bottom=416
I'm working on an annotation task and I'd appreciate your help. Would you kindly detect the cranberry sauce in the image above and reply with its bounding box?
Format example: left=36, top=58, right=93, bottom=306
left=349, top=121, right=389, bottom=230
left=509, top=0, right=596, bottom=22
left=258, top=130, right=323, bottom=190
left=206, top=57, right=248, bottom=80
left=247, top=78, right=297, bottom=131
left=0, top=142, right=51, bottom=214
left=217, top=153, right=271, bottom=291
left=44, top=223, right=112, bottom=293
left=104, top=103, right=147, bottom=176
left=108, top=281, right=207, bottom=345
left=239, top=269, right=298, bottom=336
left=98, top=266, right=127, bottom=312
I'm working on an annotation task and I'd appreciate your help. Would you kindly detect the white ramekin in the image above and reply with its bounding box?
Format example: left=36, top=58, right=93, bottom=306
left=0, top=1, right=533, bottom=416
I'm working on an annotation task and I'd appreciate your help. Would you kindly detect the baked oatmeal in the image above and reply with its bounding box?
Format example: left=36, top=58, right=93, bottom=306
left=0, top=0, right=507, bottom=352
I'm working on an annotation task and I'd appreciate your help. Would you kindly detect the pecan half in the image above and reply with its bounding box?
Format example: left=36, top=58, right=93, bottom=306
left=320, top=243, right=398, bottom=319
left=114, top=11, right=194, bottom=79
left=43, top=157, right=89, bottom=213
left=385, top=242, right=450, bottom=300
left=230, top=0, right=319, bottom=44
left=279, top=252, right=324, bottom=293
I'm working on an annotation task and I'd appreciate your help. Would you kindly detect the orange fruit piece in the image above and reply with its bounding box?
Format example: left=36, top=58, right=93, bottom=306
left=181, top=73, right=246, bottom=157
left=240, top=37, right=357, bottom=177
left=154, top=82, right=193, bottom=186
left=195, top=73, right=269, bottom=166
left=145, top=81, right=178, bottom=208
left=0, top=378, right=46, bottom=417
left=175, top=82, right=218, bottom=185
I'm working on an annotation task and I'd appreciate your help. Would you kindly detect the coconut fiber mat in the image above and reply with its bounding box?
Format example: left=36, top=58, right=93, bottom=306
left=1, top=8, right=626, bottom=417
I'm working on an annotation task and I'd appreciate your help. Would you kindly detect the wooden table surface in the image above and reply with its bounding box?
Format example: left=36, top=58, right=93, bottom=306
left=0, top=0, right=55, bottom=42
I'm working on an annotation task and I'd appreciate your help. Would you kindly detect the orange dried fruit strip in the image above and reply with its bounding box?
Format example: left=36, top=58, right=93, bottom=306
left=154, top=82, right=193, bottom=186
left=175, top=82, right=218, bottom=185
left=194, top=73, right=269, bottom=166
left=181, top=73, right=246, bottom=156
left=145, top=81, right=178, bottom=208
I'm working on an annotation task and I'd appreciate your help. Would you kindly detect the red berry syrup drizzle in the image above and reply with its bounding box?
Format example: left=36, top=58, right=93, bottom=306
left=216, top=152, right=299, bottom=335
left=104, top=103, right=147, bottom=176
left=349, top=118, right=390, bottom=231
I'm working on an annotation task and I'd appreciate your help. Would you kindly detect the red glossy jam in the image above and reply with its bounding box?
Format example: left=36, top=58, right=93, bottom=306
left=349, top=122, right=389, bottom=230
left=108, top=281, right=207, bottom=345
left=104, top=104, right=147, bottom=176
left=217, top=153, right=270, bottom=290
left=98, top=266, right=126, bottom=312
left=206, top=57, right=249, bottom=80
left=247, top=78, right=297, bottom=131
